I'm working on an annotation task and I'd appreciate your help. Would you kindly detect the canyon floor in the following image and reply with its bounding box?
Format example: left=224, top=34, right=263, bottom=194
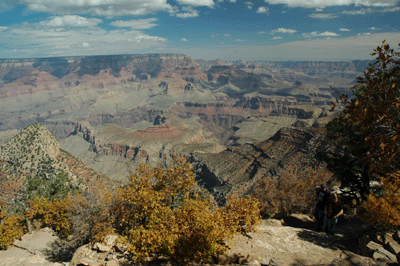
left=0, top=214, right=387, bottom=266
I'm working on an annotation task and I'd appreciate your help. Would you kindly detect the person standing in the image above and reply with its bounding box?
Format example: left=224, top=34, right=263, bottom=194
left=313, top=183, right=330, bottom=231
left=323, top=192, right=343, bottom=235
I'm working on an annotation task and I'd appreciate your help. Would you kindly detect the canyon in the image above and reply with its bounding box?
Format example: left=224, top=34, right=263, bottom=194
left=0, top=54, right=367, bottom=191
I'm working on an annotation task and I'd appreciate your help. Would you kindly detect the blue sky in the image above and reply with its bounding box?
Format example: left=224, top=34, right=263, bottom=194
left=0, top=0, right=399, bottom=60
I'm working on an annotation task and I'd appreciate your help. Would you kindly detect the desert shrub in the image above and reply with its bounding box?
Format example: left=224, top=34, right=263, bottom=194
left=0, top=211, right=25, bottom=250
left=220, top=192, right=261, bottom=235
left=114, top=155, right=261, bottom=264
left=169, top=199, right=233, bottom=264
left=254, top=166, right=333, bottom=218
left=361, top=172, right=400, bottom=231
left=68, top=182, right=115, bottom=245
left=26, top=196, right=71, bottom=236
left=25, top=170, right=79, bottom=202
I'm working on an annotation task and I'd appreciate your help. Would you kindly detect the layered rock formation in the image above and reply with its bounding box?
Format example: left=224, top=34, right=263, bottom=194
left=191, top=127, right=325, bottom=203
left=0, top=53, right=362, bottom=184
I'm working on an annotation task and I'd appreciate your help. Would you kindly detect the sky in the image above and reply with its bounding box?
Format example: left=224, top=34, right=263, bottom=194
left=0, top=0, right=399, bottom=61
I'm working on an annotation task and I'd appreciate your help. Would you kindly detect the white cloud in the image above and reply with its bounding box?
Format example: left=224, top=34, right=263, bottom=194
left=111, top=18, right=158, bottom=29
left=0, top=26, right=8, bottom=31
left=309, top=13, right=337, bottom=19
left=369, top=27, right=379, bottom=29
left=181, top=38, right=188, bottom=41
left=339, top=28, right=351, bottom=31
left=257, top=6, right=269, bottom=13
left=263, top=0, right=399, bottom=8
left=19, top=0, right=174, bottom=18
left=315, top=8, right=323, bottom=11
left=303, top=31, right=339, bottom=37
left=176, top=6, right=199, bottom=18
left=236, top=39, right=245, bottom=41
left=42, top=15, right=103, bottom=28
left=0, top=0, right=14, bottom=12
left=224, top=34, right=230, bottom=36
left=258, top=31, right=266, bottom=34
left=0, top=20, right=168, bottom=58
left=271, top=28, right=297, bottom=34
left=342, top=8, right=371, bottom=14
left=342, top=6, right=400, bottom=15
left=175, top=0, right=214, bottom=7
left=272, top=36, right=282, bottom=39
left=245, top=1, right=254, bottom=9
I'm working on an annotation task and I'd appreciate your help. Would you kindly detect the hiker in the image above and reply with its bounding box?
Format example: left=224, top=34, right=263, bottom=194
left=323, top=192, right=343, bottom=235
left=313, top=183, right=330, bottom=231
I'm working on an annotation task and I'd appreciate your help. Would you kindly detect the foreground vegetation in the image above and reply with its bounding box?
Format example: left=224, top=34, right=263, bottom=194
left=0, top=156, right=261, bottom=264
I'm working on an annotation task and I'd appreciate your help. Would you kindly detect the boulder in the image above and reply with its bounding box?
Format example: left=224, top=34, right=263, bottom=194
left=69, top=244, right=93, bottom=266
left=386, top=237, right=400, bottom=255
left=360, top=241, right=382, bottom=257
left=114, top=242, right=128, bottom=253
left=372, top=247, right=397, bottom=262
left=93, top=242, right=112, bottom=253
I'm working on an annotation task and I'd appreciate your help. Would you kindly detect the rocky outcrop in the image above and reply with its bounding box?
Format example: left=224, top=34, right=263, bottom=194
left=358, top=230, right=400, bottom=263
left=73, top=122, right=95, bottom=144
left=191, top=127, right=324, bottom=202
left=0, top=123, right=110, bottom=206
left=206, top=65, right=266, bottom=95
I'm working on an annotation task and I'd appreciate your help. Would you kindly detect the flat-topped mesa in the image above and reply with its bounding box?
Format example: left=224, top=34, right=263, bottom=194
left=0, top=53, right=198, bottom=90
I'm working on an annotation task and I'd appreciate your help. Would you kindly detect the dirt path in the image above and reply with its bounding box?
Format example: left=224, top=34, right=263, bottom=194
left=0, top=228, right=62, bottom=266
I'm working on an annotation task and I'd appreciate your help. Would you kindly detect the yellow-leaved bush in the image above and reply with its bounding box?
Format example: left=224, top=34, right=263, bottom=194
left=0, top=200, right=25, bottom=250
left=361, top=172, right=400, bottom=230
left=254, top=166, right=333, bottom=218
left=26, top=196, right=71, bottom=236
left=114, top=155, right=261, bottom=263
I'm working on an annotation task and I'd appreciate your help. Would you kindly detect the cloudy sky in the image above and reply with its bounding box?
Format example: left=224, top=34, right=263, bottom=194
left=0, top=0, right=399, bottom=60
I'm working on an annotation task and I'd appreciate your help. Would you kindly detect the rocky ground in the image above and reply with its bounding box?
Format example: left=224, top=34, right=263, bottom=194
left=1, top=214, right=396, bottom=266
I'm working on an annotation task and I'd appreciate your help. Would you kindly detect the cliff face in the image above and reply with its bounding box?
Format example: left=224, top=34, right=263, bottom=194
left=0, top=54, right=200, bottom=98
left=191, top=127, right=325, bottom=203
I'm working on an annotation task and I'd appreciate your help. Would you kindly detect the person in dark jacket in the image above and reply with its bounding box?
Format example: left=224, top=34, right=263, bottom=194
left=313, top=183, right=330, bottom=231
left=323, top=192, right=343, bottom=235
